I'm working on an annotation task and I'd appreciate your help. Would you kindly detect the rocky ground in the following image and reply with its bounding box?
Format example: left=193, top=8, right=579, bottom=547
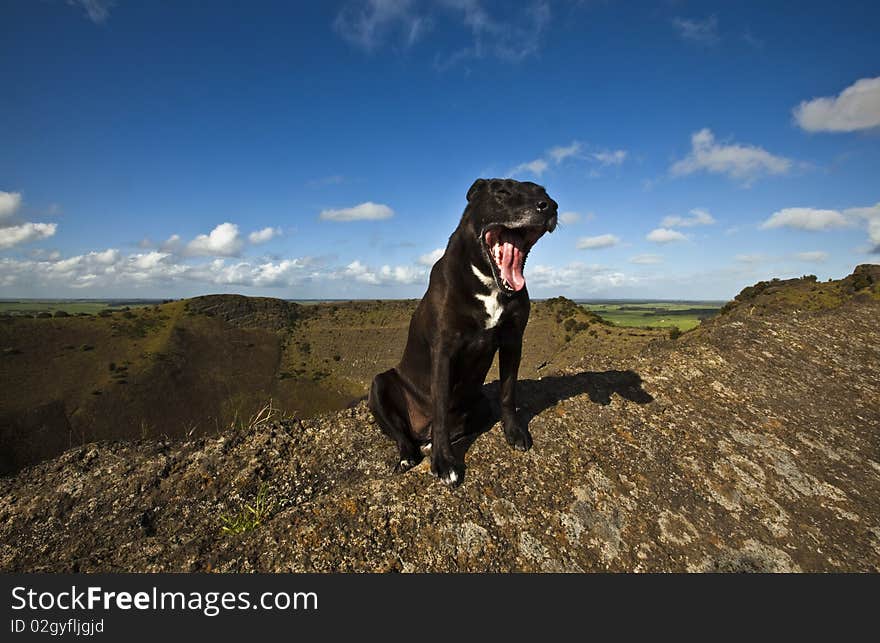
left=1, top=267, right=878, bottom=572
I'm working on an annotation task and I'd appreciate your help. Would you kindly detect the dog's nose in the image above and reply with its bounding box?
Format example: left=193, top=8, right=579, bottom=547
left=536, top=201, right=548, bottom=211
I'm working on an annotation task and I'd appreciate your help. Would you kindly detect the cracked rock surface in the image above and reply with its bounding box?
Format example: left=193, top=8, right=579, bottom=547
left=1, top=269, right=879, bottom=572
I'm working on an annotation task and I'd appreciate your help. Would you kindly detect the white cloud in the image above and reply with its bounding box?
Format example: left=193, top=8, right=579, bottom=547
left=527, top=262, right=636, bottom=291
left=0, top=222, right=58, bottom=249
left=91, top=248, right=120, bottom=264
left=845, top=203, right=880, bottom=250
left=160, top=234, right=182, bottom=253
left=760, top=208, right=849, bottom=231
left=248, top=227, right=282, bottom=244
left=592, top=149, right=628, bottom=166
left=672, top=16, right=719, bottom=45
left=509, top=158, right=549, bottom=177
left=130, top=251, right=169, bottom=271
left=340, top=259, right=426, bottom=285
left=869, top=219, right=880, bottom=251
left=794, top=251, right=828, bottom=263
left=646, top=228, right=688, bottom=244
left=418, top=247, right=445, bottom=266
left=793, top=76, right=880, bottom=133
left=559, top=211, right=581, bottom=225
left=576, top=234, right=620, bottom=250
left=760, top=203, right=880, bottom=249
left=548, top=141, right=581, bottom=164
left=670, top=128, right=792, bottom=185
left=661, top=208, right=716, bottom=228
left=319, top=202, right=395, bottom=221
left=0, top=191, right=22, bottom=220
left=735, top=254, right=765, bottom=264
left=629, top=254, right=663, bottom=265
left=185, top=223, right=244, bottom=257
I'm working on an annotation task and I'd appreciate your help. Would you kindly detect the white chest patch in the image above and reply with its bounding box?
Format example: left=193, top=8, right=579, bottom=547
left=471, top=264, right=504, bottom=329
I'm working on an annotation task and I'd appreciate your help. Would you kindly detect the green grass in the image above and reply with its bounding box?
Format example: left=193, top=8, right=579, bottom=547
left=578, top=301, right=723, bottom=331
left=0, top=300, right=157, bottom=316
left=219, top=484, right=277, bottom=535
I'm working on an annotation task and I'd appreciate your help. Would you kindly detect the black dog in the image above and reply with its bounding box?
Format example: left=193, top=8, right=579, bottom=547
left=369, top=178, right=558, bottom=486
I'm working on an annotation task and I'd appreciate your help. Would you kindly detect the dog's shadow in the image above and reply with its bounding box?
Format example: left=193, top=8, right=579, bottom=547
left=451, top=369, right=654, bottom=456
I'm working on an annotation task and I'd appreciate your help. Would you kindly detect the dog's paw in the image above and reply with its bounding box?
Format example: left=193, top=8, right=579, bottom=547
left=430, top=455, right=464, bottom=488
left=503, top=420, right=533, bottom=452
left=392, top=456, right=420, bottom=474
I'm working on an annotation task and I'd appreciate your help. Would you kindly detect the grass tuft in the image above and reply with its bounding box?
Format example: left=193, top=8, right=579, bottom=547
left=219, top=484, right=277, bottom=535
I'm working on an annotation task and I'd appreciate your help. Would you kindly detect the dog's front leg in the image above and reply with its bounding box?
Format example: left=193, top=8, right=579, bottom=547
left=430, top=341, right=463, bottom=486
left=499, top=337, right=532, bottom=451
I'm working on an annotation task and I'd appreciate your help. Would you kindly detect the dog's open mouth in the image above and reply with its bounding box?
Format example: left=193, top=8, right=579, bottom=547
left=483, top=225, right=544, bottom=293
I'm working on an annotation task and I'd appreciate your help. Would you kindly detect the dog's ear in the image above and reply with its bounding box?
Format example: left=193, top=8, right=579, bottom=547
left=466, top=178, right=487, bottom=202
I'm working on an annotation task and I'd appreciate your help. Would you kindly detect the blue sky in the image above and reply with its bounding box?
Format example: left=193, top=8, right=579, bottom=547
left=2, top=0, right=879, bottom=300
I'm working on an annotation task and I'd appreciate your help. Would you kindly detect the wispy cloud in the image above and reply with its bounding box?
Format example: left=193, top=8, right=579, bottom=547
left=670, top=128, right=792, bottom=185
left=436, top=0, right=552, bottom=67
left=67, top=0, right=114, bottom=24
left=319, top=202, right=395, bottom=221
left=591, top=149, right=628, bottom=166
left=334, top=0, right=429, bottom=52
left=248, top=227, right=282, bottom=244
left=335, top=0, right=552, bottom=67
left=793, top=76, right=880, bottom=133
left=646, top=228, right=688, bottom=244
left=629, top=254, right=663, bottom=265
left=418, top=247, right=445, bottom=265
left=672, top=15, right=719, bottom=45
left=661, top=208, right=716, bottom=228
left=794, top=251, right=828, bottom=263
left=559, top=211, right=581, bottom=225
left=576, top=234, right=620, bottom=250
left=509, top=158, right=549, bottom=178
left=760, top=203, right=880, bottom=250
left=760, top=208, right=849, bottom=231
left=548, top=141, right=582, bottom=164
left=735, top=253, right=766, bottom=264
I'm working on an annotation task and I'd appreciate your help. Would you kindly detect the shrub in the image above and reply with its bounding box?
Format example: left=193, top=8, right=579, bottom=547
left=53, top=310, right=70, bottom=318
left=668, top=326, right=682, bottom=340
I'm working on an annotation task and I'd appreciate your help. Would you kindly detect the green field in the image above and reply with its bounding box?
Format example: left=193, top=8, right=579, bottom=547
left=0, top=299, right=161, bottom=316
left=577, top=300, right=724, bottom=331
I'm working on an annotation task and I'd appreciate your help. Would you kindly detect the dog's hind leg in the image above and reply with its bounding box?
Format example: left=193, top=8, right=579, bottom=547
left=369, top=369, right=422, bottom=474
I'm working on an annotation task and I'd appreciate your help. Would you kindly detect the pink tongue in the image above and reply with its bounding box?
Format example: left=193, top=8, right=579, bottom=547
left=500, top=241, right=525, bottom=291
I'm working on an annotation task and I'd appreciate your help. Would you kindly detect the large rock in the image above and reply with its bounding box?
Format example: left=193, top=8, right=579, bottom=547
left=1, top=274, right=878, bottom=572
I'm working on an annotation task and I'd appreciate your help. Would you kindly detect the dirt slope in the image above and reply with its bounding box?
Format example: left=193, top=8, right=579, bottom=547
left=0, top=267, right=878, bottom=572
